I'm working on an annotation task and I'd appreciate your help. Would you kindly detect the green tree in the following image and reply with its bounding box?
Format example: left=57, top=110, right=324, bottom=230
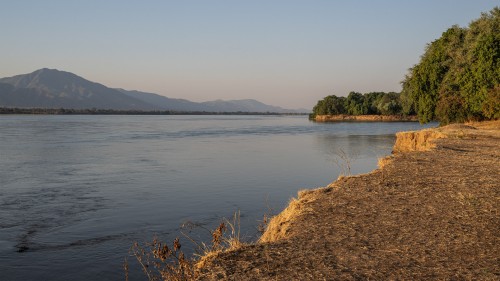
left=401, top=7, right=500, bottom=124
left=376, top=92, right=402, bottom=115
left=346, top=92, right=364, bottom=115
left=311, top=92, right=406, bottom=117
left=311, top=95, right=347, bottom=117
left=482, top=86, right=500, bottom=119
left=363, top=92, right=385, bottom=114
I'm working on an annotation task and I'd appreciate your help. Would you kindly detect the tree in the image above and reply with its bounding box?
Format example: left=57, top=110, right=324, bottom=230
left=311, top=92, right=405, bottom=117
left=363, top=92, right=385, bottom=114
left=376, top=92, right=402, bottom=115
left=346, top=92, right=364, bottom=115
left=401, top=7, right=500, bottom=124
left=482, top=85, right=500, bottom=119
left=311, top=95, right=347, bottom=116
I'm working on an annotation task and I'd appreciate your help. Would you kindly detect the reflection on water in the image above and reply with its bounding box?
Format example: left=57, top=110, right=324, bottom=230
left=316, top=134, right=397, bottom=175
left=0, top=115, right=434, bottom=280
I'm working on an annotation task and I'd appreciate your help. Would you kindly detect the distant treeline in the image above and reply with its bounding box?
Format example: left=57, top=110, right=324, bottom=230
left=311, top=92, right=404, bottom=118
left=312, top=7, right=499, bottom=124
left=0, top=107, right=307, bottom=116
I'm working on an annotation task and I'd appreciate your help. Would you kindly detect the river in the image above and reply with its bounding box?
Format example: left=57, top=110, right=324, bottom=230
left=0, top=115, right=433, bottom=280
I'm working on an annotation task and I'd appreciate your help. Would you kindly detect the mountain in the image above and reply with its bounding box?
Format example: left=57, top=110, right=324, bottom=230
left=0, top=68, right=154, bottom=110
left=116, top=90, right=307, bottom=113
left=0, top=69, right=308, bottom=113
left=200, top=99, right=297, bottom=113
left=116, top=89, right=208, bottom=111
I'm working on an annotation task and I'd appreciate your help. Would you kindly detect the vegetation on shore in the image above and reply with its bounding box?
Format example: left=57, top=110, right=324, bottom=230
left=401, top=7, right=499, bottom=124
left=310, top=91, right=405, bottom=119
left=314, top=114, right=418, bottom=122
left=0, top=107, right=307, bottom=116
left=312, top=7, right=499, bottom=124
left=127, top=212, right=246, bottom=281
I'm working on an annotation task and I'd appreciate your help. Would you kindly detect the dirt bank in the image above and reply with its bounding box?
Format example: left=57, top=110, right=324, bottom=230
left=198, top=120, right=500, bottom=280
left=315, top=114, right=419, bottom=122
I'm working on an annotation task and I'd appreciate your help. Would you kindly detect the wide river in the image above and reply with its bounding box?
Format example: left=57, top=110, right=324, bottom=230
left=0, top=115, right=433, bottom=280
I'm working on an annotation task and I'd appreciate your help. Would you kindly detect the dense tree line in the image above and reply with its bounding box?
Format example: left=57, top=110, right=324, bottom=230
left=311, top=91, right=404, bottom=118
left=401, top=7, right=499, bottom=124
left=312, top=7, right=499, bottom=124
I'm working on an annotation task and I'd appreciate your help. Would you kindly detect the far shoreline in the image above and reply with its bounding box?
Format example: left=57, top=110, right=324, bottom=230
left=0, top=107, right=309, bottom=116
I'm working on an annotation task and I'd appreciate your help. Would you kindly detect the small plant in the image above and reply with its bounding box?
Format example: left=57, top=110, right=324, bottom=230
left=182, top=211, right=243, bottom=257
left=124, top=258, right=129, bottom=281
left=129, top=236, right=195, bottom=281
left=257, top=213, right=270, bottom=234
left=257, top=197, right=275, bottom=235
left=330, top=148, right=358, bottom=177
left=129, top=212, right=245, bottom=281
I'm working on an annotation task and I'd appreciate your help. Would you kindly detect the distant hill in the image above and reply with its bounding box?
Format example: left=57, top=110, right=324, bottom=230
left=200, top=99, right=300, bottom=113
left=0, top=68, right=308, bottom=113
left=115, top=89, right=207, bottom=111
left=0, top=68, right=153, bottom=110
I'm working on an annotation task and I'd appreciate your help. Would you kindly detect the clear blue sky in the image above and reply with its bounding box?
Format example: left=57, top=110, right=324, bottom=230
left=0, top=0, right=497, bottom=109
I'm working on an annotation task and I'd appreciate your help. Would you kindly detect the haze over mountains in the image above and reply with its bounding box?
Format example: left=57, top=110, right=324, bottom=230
left=0, top=69, right=307, bottom=113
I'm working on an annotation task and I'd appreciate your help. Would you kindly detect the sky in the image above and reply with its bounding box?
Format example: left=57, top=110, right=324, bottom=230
left=0, top=1, right=497, bottom=109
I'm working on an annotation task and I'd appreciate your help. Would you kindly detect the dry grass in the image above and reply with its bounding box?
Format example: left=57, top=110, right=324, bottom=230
left=129, top=236, right=195, bottom=281
left=129, top=212, right=245, bottom=281
left=393, top=129, right=446, bottom=153
left=377, top=155, right=393, bottom=169
left=197, top=120, right=500, bottom=280
left=258, top=197, right=301, bottom=243
left=329, top=148, right=358, bottom=177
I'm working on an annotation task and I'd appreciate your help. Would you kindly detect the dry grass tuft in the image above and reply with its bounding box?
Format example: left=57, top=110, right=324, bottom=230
left=130, top=212, right=245, bottom=281
left=393, top=129, right=446, bottom=153
left=377, top=155, right=393, bottom=169
left=130, top=237, right=196, bottom=281
left=259, top=197, right=301, bottom=243
left=329, top=147, right=358, bottom=177
left=297, top=188, right=314, bottom=199
left=196, top=212, right=245, bottom=269
left=259, top=190, right=318, bottom=243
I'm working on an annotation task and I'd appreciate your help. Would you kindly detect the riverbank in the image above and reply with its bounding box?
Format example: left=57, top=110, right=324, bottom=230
left=197, top=120, right=500, bottom=280
left=314, top=114, right=419, bottom=122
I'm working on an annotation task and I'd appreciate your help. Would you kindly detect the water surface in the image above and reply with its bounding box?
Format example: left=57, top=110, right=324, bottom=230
left=0, top=115, right=433, bottom=280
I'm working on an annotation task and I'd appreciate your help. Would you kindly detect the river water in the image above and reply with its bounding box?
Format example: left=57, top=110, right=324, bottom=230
left=0, top=115, right=433, bottom=280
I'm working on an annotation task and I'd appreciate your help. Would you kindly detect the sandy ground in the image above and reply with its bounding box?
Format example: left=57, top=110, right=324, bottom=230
left=197, top=121, right=500, bottom=280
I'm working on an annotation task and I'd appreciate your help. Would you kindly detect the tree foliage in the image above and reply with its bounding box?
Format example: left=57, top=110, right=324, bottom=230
left=311, top=91, right=404, bottom=117
left=401, top=7, right=500, bottom=124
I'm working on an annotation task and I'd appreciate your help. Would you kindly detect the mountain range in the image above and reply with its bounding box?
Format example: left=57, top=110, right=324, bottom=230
left=0, top=68, right=307, bottom=113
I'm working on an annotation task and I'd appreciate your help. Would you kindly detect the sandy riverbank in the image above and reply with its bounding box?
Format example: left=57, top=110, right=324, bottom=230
left=197, top=120, right=500, bottom=280
left=315, top=114, right=419, bottom=122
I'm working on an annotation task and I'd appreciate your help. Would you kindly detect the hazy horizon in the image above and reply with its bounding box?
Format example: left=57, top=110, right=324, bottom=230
left=0, top=0, right=496, bottom=109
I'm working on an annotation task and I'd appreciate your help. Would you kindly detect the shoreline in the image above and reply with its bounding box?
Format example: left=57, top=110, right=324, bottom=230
left=0, top=107, right=308, bottom=116
left=197, top=120, right=500, bottom=279
left=314, top=114, right=419, bottom=122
